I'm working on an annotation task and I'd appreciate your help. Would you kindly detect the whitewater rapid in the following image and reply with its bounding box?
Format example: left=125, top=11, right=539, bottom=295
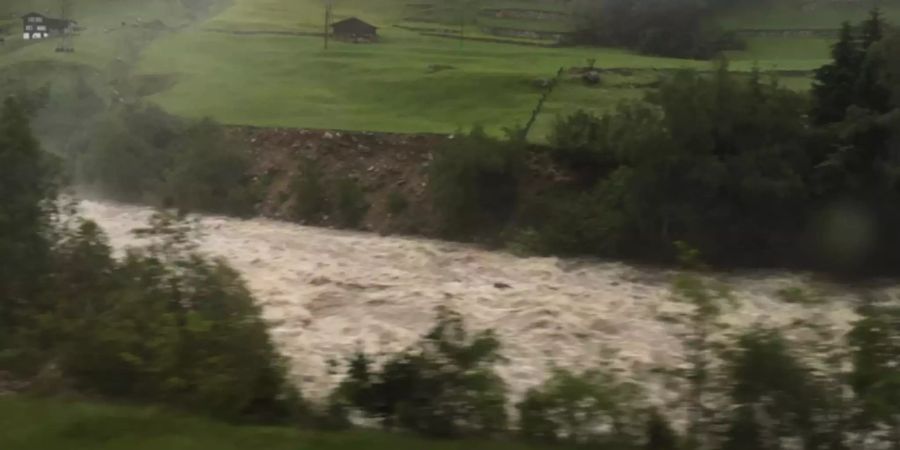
left=78, top=199, right=865, bottom=402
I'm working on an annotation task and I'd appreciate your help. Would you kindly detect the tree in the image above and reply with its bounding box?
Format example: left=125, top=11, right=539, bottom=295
left=571, top=0, right=741, bottom=58
left=0, top=97, right=57, bottom=336
left=670, top=244, right=733, bottom=449
left=854, top=8, right=892, bottom=115
left=860, top=7, right=885, bottom=50
left=518, top=368, right=643, bottom=446
left=645, top=409, right=679, bottom=450
left=882, top=32, right=900, bottom=107
left=727, top=328, right=843, bottom=449
left=50, top=212, right=296, bottom=421
left=722, top=405, right=766, bottom=450
left=811, top=22, right=863, bottom=124
left=163, top=119, right=258, bottom=217
left=338, top=307, right=508, bottom=438
left=848, top=302, right=900, bottom=448
left=430, top=127, right=522, bottom=237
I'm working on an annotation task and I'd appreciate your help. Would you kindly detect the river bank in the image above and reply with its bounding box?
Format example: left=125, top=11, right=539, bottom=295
left=77, top=199, right=872, bottom=404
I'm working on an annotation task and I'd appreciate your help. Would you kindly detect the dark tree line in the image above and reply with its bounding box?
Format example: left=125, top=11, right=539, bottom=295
left=433, top=10, right=900, bottom=273
left=570, top=0, right=746, bottom=58
left=0, top=97, right=297, bottom=422
left=329, top=272, right=900, bottom=450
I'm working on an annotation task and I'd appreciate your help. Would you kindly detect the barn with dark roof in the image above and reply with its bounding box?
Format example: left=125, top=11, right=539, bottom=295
left=331, top=17, right=377, bottom=42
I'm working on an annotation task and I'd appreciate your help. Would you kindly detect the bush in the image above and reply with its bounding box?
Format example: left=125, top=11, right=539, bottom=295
left=0, top=97, right=58, bottom=349
left=387, top=191, right=409, bottom=215
left=726, top=328, right=840, bottom=449
left=10, top=213, right=299, bottom=423
left=336, top=307, right=508, bottom=438
left=531, top=67, right=811, bottom=265
left=549, top=110, right=613, bottom=183
left=335, top=178, right=369, bottom=228
left=75, top=105, right=177, bottom=202
left=572, top=0, right=742, bottom=59
left=162, top=119, right=257, bottom=217
left=74, top=105, right=258, bottom=216
left=518, top=368, right=643, bottom=446
left=430, top=127, right=522, bottom=237
left=294, top=158, right=327, bottom=221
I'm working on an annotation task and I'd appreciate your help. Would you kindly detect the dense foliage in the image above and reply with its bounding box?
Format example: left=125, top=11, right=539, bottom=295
left=445, top=11, right=900, bottom=272
left=531, top=66, right=812, bottom=265
left=571, top=0, right=745, bottom=58
left=335, top=307, right=508, bottom=438
left=0, top=98, right=57, bottom=344
left=0, top=100, right=297, bottom=422
left=73, top=104, right=258, bottom=217
left=430, top=127, right=523, bottom=238
left=517, top=368, right=644, bottom=446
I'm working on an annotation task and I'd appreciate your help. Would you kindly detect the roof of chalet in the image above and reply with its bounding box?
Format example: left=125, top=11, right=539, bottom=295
left=331, top=17, right=378, bottom=30
left=21, top=12, right=77, bottom=26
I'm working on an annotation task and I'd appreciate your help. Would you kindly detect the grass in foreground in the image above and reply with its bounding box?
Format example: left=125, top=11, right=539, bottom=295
left=0, top=396, right=567, bottom=450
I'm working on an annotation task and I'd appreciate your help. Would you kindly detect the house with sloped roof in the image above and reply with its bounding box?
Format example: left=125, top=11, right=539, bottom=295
left=22, top=12, right=76, bottom=40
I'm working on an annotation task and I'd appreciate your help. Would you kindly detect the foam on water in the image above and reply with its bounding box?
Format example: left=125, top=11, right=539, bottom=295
left=78, top=199, right=864, bottom=402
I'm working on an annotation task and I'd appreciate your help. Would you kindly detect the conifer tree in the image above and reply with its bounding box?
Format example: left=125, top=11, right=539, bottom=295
left=811, top=22, right=863, bottom=124
left=0, top=97, right=56, bottom=333
left=860, top=7, right=885, bottom=50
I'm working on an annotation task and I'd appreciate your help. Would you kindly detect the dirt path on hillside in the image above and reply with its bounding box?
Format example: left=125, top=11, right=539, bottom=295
left=77, top=199, right=885, bottom=406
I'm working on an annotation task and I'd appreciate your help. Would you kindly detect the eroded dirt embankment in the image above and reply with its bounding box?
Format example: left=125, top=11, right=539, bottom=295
left=228, top=126, right=562, bottom=239
left=230, top=127, right=447, bottom=234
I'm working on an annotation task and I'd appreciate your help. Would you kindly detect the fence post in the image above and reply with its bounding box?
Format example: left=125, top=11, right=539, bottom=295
left=522, top=66, right=565, bottom=141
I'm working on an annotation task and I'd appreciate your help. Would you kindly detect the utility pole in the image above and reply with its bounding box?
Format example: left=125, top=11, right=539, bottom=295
left=324, top=0, right=332, bottom=50
left=57, top=0, right=74, bottom=53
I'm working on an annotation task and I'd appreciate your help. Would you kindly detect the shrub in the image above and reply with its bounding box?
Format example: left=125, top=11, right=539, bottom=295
left=726, top=327, right=841, bottom=449
left=387, top=191, right=409, bottom=215
left=518, top=368, right=643, bottom=446
left=75, top=104, right=180, bottom=202
left=0, top=97, right=58, bottom=349
left=162, top=119, right=258, bottom=217
left=848, top=302, right=900, bottom=445
left=335, top=177, right=369, bottom=228
left=74, top=105, right=258, bottom=216
left=11, top=213, right=299, bottom=423
left=549, top=110, right=612, bottom=183
left=294, top=158, right=327, bottom=221
left=430, top=127, right=522, bottom=237
left=336, top=307, right=508, bottom=438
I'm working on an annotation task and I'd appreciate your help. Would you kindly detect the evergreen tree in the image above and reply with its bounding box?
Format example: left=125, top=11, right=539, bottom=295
left=855, top=8, right=892, bottom=114
left=860, top=7, right=885, bottom=50
left=645, top=409, right=679, bottom=450
left=848, top=302, right=900, bottom=448
left=811, top=22, right=863, bottom=124
left=722, top=405, right=766, bottom=450
left=0, top=97, right=56, bottom=334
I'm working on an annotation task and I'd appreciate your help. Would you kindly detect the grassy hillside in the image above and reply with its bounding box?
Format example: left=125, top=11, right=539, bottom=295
left=718, top=0, right=900, bottom=30
left=0, top=0, right=859, bottom=140
left=0, top=396, right=565, bottom=450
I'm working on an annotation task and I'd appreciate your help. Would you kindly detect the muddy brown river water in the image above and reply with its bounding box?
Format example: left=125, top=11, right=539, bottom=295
left=79, top=199, right=868, bottom=403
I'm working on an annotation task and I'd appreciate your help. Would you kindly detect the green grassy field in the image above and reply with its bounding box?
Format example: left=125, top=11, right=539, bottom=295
left=718, top=0, right=900, bottom=30
left=0, top=0, right=857, bottom=139
left=0, top=396, right=565, bottom=450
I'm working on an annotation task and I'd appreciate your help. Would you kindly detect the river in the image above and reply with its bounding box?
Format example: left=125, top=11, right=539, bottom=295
left=78, top=199, right=864, bottom=402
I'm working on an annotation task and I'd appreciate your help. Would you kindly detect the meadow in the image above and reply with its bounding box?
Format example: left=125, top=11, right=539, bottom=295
left=0, top=396, right=568, bottom=450
left=0, top=0, right=877, bottom=139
